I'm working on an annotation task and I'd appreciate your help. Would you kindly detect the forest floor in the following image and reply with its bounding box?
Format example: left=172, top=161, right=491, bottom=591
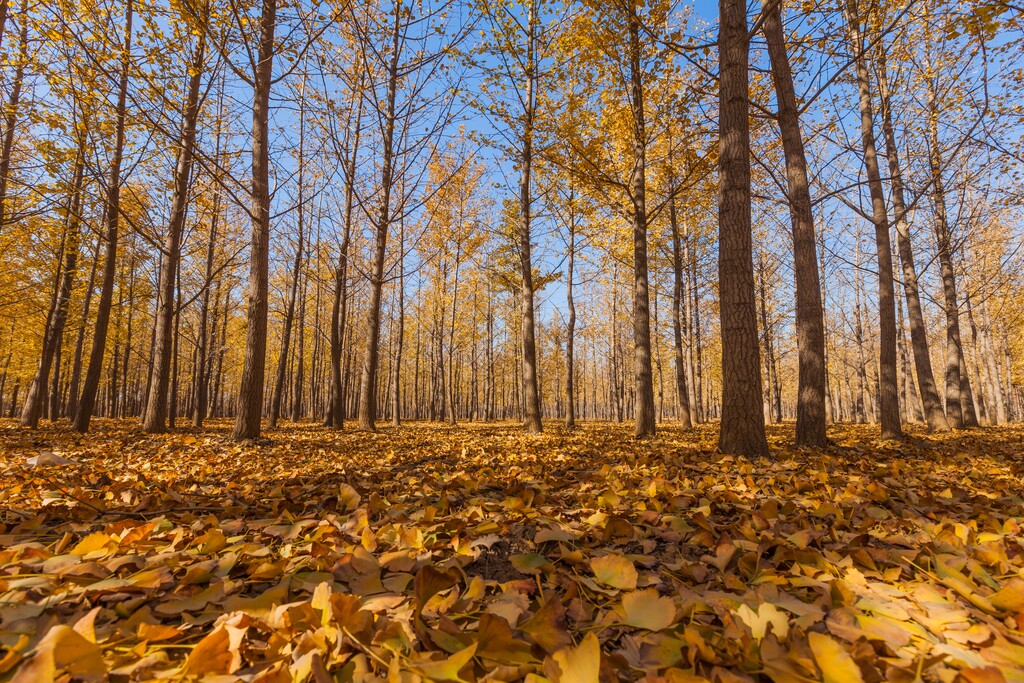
left=1, top=418, right=1024, bottom=682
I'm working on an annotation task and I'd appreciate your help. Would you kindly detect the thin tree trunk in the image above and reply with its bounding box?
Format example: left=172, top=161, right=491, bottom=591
left=853, top=244, right=868, bottom=423
left=964, top=290, right=989, bottom=423
left=519, top=0, right=543, bottom=434
left=233, top=0, right=277, bottom=440
left=562, top=184, right=577, bottom=428
left=627, top=0, right=655, bottom=438
left=47, top=326, right=64, bottom=419
left=764, top=2, right=827, bottom=445
left=74, top=0, right=133, bottom=433
left=292, top=259, right=307, bottom=421
left=327, top=89, right=363, bottom=428
left=845, top=0, right=902, bottom=439
left=875, top=43, right=948, bottom=431
left=68, top=231, right=101, bottom=422
left=817, top=230, right=834, bottom=423
left=167, top=258, right=179, bottom=427
left=0, top=0, right=27, bottom=234
left=669, top=190, right=692, bottom=428
left=194, top=102, right=223, bottom=428
left=144, top=29, right=206, bottom=433
left=978, top=298, right=1007, bottom=423
left=392, top=217, right=405, bottom=427
left=21, top=154, right=85, bottom=427
left=357, top=5, right=401, bottom=431
left=0, top=0, right=9, bottom=53
left=757, top=252, right=780, bottom=423
left=269, top=82, right=306, bottom=429
left=927, top=101, right=975, bottom=428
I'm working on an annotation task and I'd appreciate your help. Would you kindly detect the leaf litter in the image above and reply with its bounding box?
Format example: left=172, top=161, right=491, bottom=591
left=1, top=419, right=1024, bottom=682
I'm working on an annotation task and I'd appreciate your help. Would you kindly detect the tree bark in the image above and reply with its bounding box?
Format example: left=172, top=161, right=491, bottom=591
left=269, top=81, right=306, bottom=429
left=144, top=31, right=205, bottom=433
left=627, top=1, right=656, bottom=439
left=565, top=187, right=577, bottom=428
left=233, top=0, right=277, bottom=440
left=193, top=100, right=223, bottom=428
left=292, top=259, right=307, bottom=421
left=926, top=93, right=975, bottom=428
left=392, top=217, right=405, bottom=427
left=519, top=0, right=543, bottom=434
left=357, top=4, right=401, bottom=431
left=326, top=91, right=363, bottom=428
left=875, top=43, right=949, bottom=431
left=976, top=297, right=1007, bottom=423
left=764, top=2, right=827, bottom=445
left=669, top=189, right=692, bottom=429
left=0, top=0, right=27, bottom=234
left=74, top=0, right=133, bottom=433
left=844, top=0, right=902, bottom=439
left=717, top=0, right=768, bottom=456
left=22, top=154, right=85, bottom=427
left=67, top=232, right=101, bottom=422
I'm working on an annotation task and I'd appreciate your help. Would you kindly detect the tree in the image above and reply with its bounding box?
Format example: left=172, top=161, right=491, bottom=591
left=844, top=0, right=902, bottom=440
left=73, top=0, right=133, bottom=434
left=143, top=8, right=208, bottom=434
left=874, top=33, right=950, bottom=432
left=763, top=0, right=827, bottom=447
left=717, top=0, right=768, bottom=456
left=231, top=0, right=278, bottom=441
left=20, top=152, right=85, bottom=427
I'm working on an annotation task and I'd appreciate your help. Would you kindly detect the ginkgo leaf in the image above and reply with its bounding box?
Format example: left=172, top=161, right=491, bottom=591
left=591, top=553, right=638, bottom=590
left=411, top=643, right=477, bottom=682
left=734, top=603, right=789, bottom=641
left=809, top=632, right=864, bottom=683
left=989, top=577, right=1024, bottom=613
left=12, top=625, right=106, bottom=683
left=180, top=620, right=246, bottom=676
left=70, top=532, right=114, bottom=557
left=621, top=588, right=676, bottom=630
left=548, top=632, right=601, bottom=683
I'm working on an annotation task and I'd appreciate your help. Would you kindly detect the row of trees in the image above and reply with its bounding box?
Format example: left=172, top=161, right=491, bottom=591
left=0, top=0, right=1021, bottom=454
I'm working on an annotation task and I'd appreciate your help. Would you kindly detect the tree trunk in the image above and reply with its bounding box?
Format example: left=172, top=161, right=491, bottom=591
left=357, top=5, right=401, bottom=431
left=717, top=0, right=768, bottom=456
left=519, top=1, right=543, bottom=434
left=0, top=0, right=26, bottom=234
left=977, top=298, right=1007, bottom=423
left=669, top=190, right=692, bottom=428
left=233, top=0, right=277, bottom=440
left=292, top=261, right=307, bottom=421
left=0, top=0, right=9, bottom=53
left=269, top=85, right=306, bottom=429
left=757, top=252, right=781, bottom=424
left=68, top=232, right=101, bottom=422
left=167, top=258, right=179, bottom=426
left=21, top=154, right=85, bottom=427
left=392, top=217, right=404, bottom=427
left=627, top=1, right=656, bottom=438
left=144, top=31, right=205, bottom=433
left=964, top=291, right=990, bottom=423
left=327, top=91, right=363, bottom=428
left=74, top=0, right=133, bottom=433
left=845, top=0, right=902, bottom=439
left=853, top=243, right=869, bottom=423
left=564, top=187, right=576, bottom=428
left=764, top=2, right=827, bottom=445
left=875, top=43, right=948, bottom=431
left=194, top=108, right=223, bottom=428
left=926, top=102, right=974, bottom=428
